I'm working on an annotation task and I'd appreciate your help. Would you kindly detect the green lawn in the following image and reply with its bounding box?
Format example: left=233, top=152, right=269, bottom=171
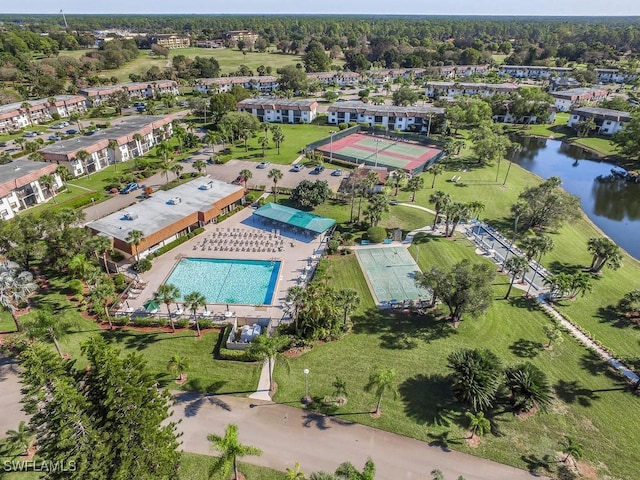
left=0, top=308, right=17, bottom=333
left=20, top=274, right=261, bottom=395
left=221, top=123, right=335, bottom=165
left=274, top=242, right=640, bottom=479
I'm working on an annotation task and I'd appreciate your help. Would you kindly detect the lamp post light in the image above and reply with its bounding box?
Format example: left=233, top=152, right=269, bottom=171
left=374, top=138, right=383, bottom=168
left=302, top=368, right=311, bottom=405
left=329, top=130, right=336, bottom=164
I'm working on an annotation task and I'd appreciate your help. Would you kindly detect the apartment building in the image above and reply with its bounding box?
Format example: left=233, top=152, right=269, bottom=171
left=306, top=71, right=362, bottom=87
left=568, top=107, right=631, bottom=135
left=39, top=116, right=173, bottom=177
left=236, top=98, right=318, bottom=123
left=0, top=95, right=87, bottom=133
left=222, top=30, right=260, bottom=46
left=498, top=65, right=573, bottom=79
left=79, top=80, right=179, bottom=106
left=595, top=68, right=639, bottom=84
left=425, top=82, right=519, bottom=100
left=0, top=160, right=62, bottom=220
left=550, top=87, right=609, bottom=112
left=195, top=76, right=279, bottom=94
left=149, top=34, right=190, bottom=49
left=327, top=101, right=445, bottom=132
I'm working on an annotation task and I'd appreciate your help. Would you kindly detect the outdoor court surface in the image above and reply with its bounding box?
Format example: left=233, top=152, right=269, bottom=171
left=355, top=246, right=432, bottom=305
left=317, top=133, right=440, bottom=172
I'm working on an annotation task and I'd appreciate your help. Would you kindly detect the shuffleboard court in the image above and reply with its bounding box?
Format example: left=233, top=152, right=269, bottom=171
left=316, top=132, right=441, bottom=174
left=355, top=246, right=432, bottom=305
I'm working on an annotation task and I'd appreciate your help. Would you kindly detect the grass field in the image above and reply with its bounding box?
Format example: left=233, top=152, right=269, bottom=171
left=0, top=309, right=17, bottom=333
left=274, top=240, right=640, bottom=479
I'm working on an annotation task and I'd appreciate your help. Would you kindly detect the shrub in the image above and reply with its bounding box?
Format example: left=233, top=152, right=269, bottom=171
left=327, top=239, right=340, bottom=254
left=133, top=258, right=152, bottom=273
left=176, top=318, right=190, bottom=329
left=112, top=273, right=127, bottom=291
left=110, top=250, right=124, bottom=262
left=68, top=279, right=84, bottom=295
left=367, top=226, right=387, bottom=243
left=198, top=318, right=214, bottom=329
left=338, top=122, right=348, bottom=131
left=133, top=317, right=158, bottom=327
left=112, top=316, right=130, bottom=327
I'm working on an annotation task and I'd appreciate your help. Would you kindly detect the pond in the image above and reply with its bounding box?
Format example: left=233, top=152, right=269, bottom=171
left=510, top=137, right=640, bottom=260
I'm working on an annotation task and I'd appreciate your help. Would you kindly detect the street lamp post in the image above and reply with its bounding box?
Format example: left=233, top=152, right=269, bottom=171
left=302, top=368, right=311, bottom=405
left=329, top=130, right=336, bottom=164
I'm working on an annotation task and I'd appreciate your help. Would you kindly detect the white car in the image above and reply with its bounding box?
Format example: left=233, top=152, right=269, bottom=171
left=257, top=161, right=270, bottom=169
left=331, top=169, right=343, bottom=176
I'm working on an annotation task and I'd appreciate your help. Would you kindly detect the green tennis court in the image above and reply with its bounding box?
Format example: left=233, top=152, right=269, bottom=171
left=355, top=246, right=432, bottom=305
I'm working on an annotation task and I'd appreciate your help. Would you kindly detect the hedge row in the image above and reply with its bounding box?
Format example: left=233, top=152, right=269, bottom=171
left=147, top=227, right=204, bottom=259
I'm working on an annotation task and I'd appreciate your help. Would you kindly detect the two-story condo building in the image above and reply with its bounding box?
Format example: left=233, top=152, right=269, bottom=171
left=236, top=98, right=318, bottom=123
left=79, top=80, right=179, bottom=106
left=425, top=82, right=519, bottom=100
left=568, top=107, right=631, bottom=135
left=498, top=65, right=573, bottom=79
left=194, top=76, right=279, bottom=94
left=39, top=116, right=173, bottom=177
left=0, top=95, right=87, bottom=133
left=550, top=87, right=609, bottom=112
left=327, top=101, right=445, bottom=132
left=0, top=160, right=63, bottom=219
left=595, top=68, right=639, bottom=84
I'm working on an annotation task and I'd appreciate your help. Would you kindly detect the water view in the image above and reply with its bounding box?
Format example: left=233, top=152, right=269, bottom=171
left=510, top=137, right=640, bottom=260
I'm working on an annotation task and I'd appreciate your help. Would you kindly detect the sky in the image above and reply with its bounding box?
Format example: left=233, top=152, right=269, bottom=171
left=6, top=0, right=640, bottom=16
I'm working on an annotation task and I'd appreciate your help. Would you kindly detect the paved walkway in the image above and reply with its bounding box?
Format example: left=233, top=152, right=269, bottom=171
left=173, top=393, right=546, bottom=480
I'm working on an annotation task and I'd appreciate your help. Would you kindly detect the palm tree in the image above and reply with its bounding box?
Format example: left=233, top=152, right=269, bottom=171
left=258, top=136, right=269, bottom=157
left=20, top=102, right=33, bottom=126
left=406, top=175, right=424, bottom=202
left=335, top=458, right=376, bottom=480
left=520, top=234, right=554, bottom=295
left=75, top=150, right=90, bottom=176
left=15, top=137, right=26, bottom=151
left=272, top=125, right=285, bottom=155
left=429, top=190, right=451, bottom=230
left=365, top=193, right=389, bottom=227
left=160, top=162, right=171, bottom=185
left=167, top=354, right=190, bottom=382
left=126, top=229, right=145, bottom=263
left=239, top=168, right=253, bottom=192
left=107, top=139, right=119, bottom=170
left=428, top=163, right=445, bottom=189
left=204, top=130, right=221, bottom=157
left=285, top=286, right=307, bottom=336
left=24, top=308, right=70, bottom=358
left=173, top=125, right=187, bottom=153
left=170, top=163, right=184, bottom=181
left=3, top=421, right=33, bottom=457
left=68, top=253, right=92, bottom=280
left=240, top=128, right=251, bottom=152
left=465, top=411, right=491, bottom=437
left=193, top=159, right=207, bottom=175
left=55, top=165, right=70, bottom=188
left=364, top=365, right=398, bottom=416
left=388, top=169, right=406, bottom=196
left=38, top=174, right=57, bottom=203
left=510, top=201, right=529, bottom=243
left=504, top=362, right=553, bottom=413
left=184, top=291, right=206, bottom=337
left=268, top=168, right=284, bottom=202
left=247, top=334, right=291, bottom=392
left=208, top=424, right=262, bottom=480
left=444, top=201, right=470, bottom=237
left=587, top=237, right=623, bottom=273
left=155, top=283, right=181, bottom=333
left=156, top=141, right=172, bottom=162
left=86, top=234, right=113, bottom=274
left=504, top=256, right=530, bottom=299
left=89, top=281, right=116, bottom=330
left=336, top=289, right=361, bottom=326
left=285, top=462, right=306, bottom=480
left=560, top=435, right=584, bottom=463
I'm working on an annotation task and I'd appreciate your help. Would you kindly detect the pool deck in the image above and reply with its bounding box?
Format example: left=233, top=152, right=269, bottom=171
left=119, top=206, right=329, bottom=324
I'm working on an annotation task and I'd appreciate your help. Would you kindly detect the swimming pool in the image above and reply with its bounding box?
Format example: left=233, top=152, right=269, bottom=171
left=165, top=258, right=281, bottom=305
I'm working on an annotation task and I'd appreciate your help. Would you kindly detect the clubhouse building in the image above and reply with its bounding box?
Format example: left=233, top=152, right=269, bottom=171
left=87, top=178, right=245, bottom=257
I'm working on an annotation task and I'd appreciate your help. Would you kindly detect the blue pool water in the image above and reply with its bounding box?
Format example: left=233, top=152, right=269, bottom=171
left=165, top=258, right=281, bottom=305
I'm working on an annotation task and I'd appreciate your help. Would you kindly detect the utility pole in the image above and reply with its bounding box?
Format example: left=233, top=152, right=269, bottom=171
left=60, top=9, right=68, bottom=29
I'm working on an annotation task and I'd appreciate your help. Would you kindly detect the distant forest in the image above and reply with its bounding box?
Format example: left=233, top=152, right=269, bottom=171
left=2, top=15, right=640, bottom=99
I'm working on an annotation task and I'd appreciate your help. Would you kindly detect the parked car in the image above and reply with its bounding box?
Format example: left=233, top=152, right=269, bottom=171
left=23, top=131, right=38, bottom=138
left=331, top=169, right=343, bottom=176
left=311, top=165, right=325, bottom=174
left=66, top=129, right=78, bottom=135
left=257, top=161, right=270, bottom=169
left=291, top=164, right=304, bottom=172
left=120, top=182, right=140, bottom=194
left=48, top=135, right=61, bottom=141
left=0, top=141, right=7, bottom=147
left=232, top=175, right=245, bottom=185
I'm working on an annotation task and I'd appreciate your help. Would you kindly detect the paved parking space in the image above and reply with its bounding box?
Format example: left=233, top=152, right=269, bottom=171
left=206, top=159, right=345, bottom=191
